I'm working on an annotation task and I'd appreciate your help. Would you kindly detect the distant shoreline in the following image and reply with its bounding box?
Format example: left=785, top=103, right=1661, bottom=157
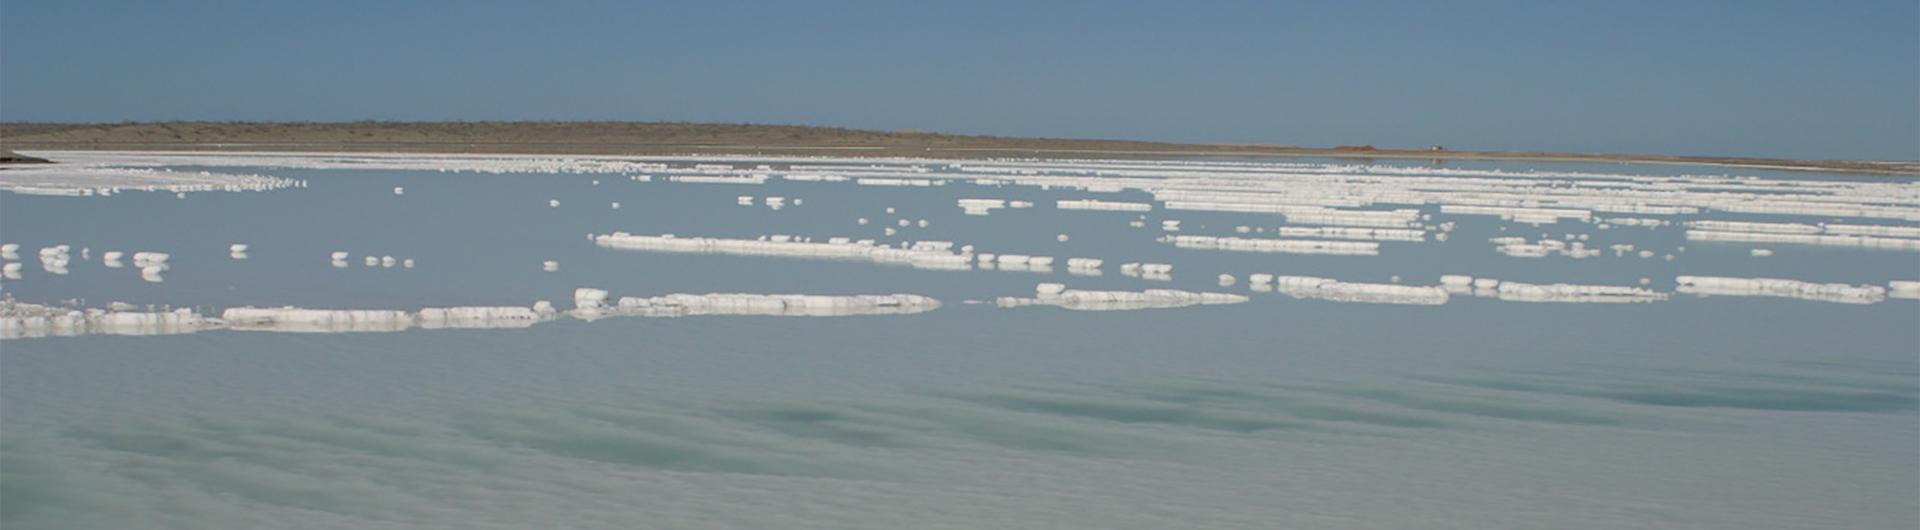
left=4, top=121, right=1914, bottom=176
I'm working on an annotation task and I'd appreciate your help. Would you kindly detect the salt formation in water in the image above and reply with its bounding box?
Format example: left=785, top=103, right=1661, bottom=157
left=593, top=232, right=972, bottom=271
left=995, top=283, right=1247, bottom=311
left=1271, top=276, right=1449, bottom=305
left=543, top=260, right=560, bottom=272
left=2, top=263, right=22, bottom=280
left=0, top=161, right=301, bottom=196
left=1274, top=226, right=1426, bottom=242
left=1488, top=237, right=1600, bottom=259
left=38, top=246, right=71, bottom=275
left=957, top=199, right=1006, bottom=215
left=1162, top=235, right=1381, bottom=256
left=415, top=306, right=543, bottom=329
left=0, top=300, right=207, bottom=338
left=577, top=292, right=940, bottom=319
left=221, top=307, right=416, bottom=333
left=393, top=187, right=405, bottom=195
left=1750, top=248, right=1774, bottom=257
left=1889, top=281, right=1920, bottom=300
left=1117, top=263, right=1173, bottom=281
left=1685, top=229, right=1920, bottom=251
left=1676, top=276, right=1888, bottom=304
left=1057, top=199, right=1153, bottom=212
left=0, top=243, right=17, bottom=261
left=1487, top=282, right=1668, bottom=303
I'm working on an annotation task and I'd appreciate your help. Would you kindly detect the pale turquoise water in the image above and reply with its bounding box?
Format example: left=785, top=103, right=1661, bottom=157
left=1, top=157, right=1916, bottom=528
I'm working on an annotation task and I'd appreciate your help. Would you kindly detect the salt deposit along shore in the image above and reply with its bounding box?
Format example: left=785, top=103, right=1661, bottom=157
left=0, top=291, right=941, bottom=339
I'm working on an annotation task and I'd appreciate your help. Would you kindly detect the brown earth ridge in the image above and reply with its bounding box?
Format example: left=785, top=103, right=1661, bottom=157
left=3, top=121, right=1914, bottom=175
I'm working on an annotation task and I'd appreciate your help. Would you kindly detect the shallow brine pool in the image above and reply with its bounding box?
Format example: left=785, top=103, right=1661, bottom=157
left=1, top=152, right=1915, bottom=529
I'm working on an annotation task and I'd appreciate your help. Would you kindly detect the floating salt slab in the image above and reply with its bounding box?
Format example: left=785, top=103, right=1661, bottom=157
left=918, top=219, right=929, bottom=228
left=363, top=256, right=378, bottom=266
left=737, top=196, right=755, bottom=206
left=1275, top=226, right=1426, bottom=242
left=669, top=175, right=767, bottom=185
left=611, top=202, right=621, bottom=209
left=1161, top=220, right=1182, bottom=232
left=883, top=227, right=897, bottom=236
left=331, top=251, right=350, bottom=261
left=1439, top=275, right=1474, bottom=287
left=1271, top=276, right=1449, bottom=305
left=1, top=302, right=206, bottom=338
left=959, top=199, right=1006, bottom=208
left=2, top=262, right=21, bottom=280
left=402, top=259, right=415, bottom=268
left=1065, top=257, right=1103, bottom=270
left=590, top=292, right=941, bottom=319
left=593, top=232, right=972, bottom=271
left=996, top=284, right=1247, bottom=311
left=1162, top=235, right=1380, bottom=256
left=1057, top=199, right=1152, bottom=212
left=1490, top=282, right=1667, bottom=303
left=1218, top=274, right=1236, bottom=287
left=1826, top=224, right=1920, bottom=238
left=380, top=256, right=396, bottom=268
left=1490, top=238, right=1599, bottom=259
left=229, top=244, right=248, bottom=253
left=393, top=187, right=404, bottom=195
left=857, top=178, right=934, bottom=187
left=0, top=243, right=17, bottom=260
left=331, top=259, right=348, bottom=269
left=1750, top=248, right=1774, bottom=257
left=1685, top=230, right=1920, bottom=251
left=1676, top=275, right=1887, bottom=304
left=1117, top=263, right=1173, bottom=281
left=856, top=217, right=870, bottom=225
left=416, top=306, right=543, bottom=329
left=1890, top=281, right=1920, bottom=300
left=548, top=199, right=560, bottom=207
left=139, top=265, right=166, bottom=283
left=1441, top=205, right=1592, bottom=224
left=1688, top=220, right=1821, bottom=234
left=222, top=307, right=415, bottom=333
left=1248, top=273, right=1273, bottom=285
left=574, top=288, right=610, bottom=310
left=543, top=260, right=559, bottom=272
left=1279, top=207, right=1423, bottom=226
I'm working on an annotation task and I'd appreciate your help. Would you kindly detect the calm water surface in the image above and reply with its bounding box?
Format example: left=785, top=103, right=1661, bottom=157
left=1, top=158, right=1915, bottom=529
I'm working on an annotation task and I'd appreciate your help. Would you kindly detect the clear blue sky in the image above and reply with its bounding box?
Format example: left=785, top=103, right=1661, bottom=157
left=3, top=0, right=1915, bottom=160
